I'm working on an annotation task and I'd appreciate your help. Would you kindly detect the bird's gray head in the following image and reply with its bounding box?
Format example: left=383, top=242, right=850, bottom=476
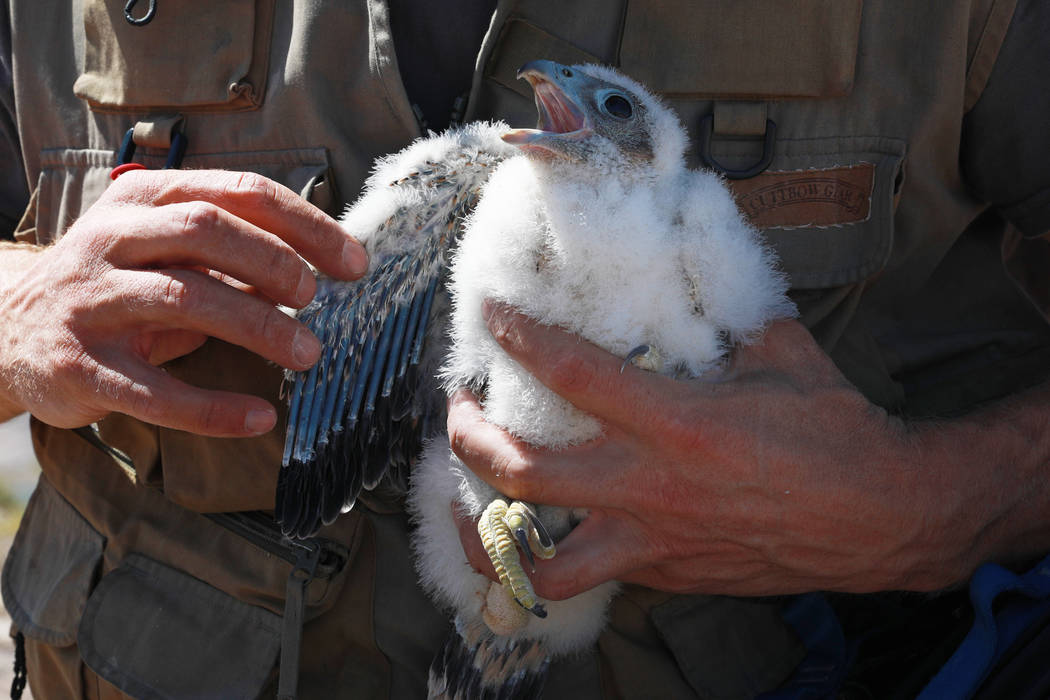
left=502, top=60, right=687, bottom=175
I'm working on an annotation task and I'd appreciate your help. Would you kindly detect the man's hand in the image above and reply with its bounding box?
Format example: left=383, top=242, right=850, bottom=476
left=0, top=169, right=367, bottom=436
left=449, top=303, right=1050, bottom=600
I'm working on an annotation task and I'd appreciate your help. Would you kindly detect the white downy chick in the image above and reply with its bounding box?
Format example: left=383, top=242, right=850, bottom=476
left=408, top=60, right=794, bottom=696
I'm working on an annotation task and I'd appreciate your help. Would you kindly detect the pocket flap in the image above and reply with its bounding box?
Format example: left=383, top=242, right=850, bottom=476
left=620, top=0, right=863, bottom=99
left=651, top=595, right=806, bottom=699
left=73, top=0, right=275, bottom=112
left=78, top=553, right=280, bottom=700
left=724, top=136, right=907, bottom=289
left=1, top=476, right=105, bottom=647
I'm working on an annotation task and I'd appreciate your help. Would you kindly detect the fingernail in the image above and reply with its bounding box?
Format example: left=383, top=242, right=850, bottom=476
left=342, top=239, right=369, bottom=277
left=481, top=299, right=499, bottom=324
left=296, top=268, right=315, bottom=306
left=293, top=328, right=320, bottom=366
left=245, top=408, right=275, bottom=434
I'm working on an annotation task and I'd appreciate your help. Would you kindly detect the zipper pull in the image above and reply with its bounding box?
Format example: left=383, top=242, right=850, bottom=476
left=277, top=541, right=322, bottom=700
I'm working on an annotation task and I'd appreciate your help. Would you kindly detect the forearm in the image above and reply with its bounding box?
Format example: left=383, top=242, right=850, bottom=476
left=913, top=380, right=1050, bottom=584
left=0, top=240, right=45, bottom=421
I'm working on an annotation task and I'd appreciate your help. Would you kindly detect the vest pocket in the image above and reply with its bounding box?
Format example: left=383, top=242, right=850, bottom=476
left=1, top=476, right=105, bottom=697
left=1, top=475, right=105, bottom=648
left=725, top=136, right=907, bottom=290
left=77, top=553, right=281, bottom=700
left=73, top=0, right=275, bottom=113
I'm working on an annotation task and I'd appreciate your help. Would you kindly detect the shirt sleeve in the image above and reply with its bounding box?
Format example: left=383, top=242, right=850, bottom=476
left=0, top=2, right=29, bottom=240
left=960, top=0, right=1050, bottom=238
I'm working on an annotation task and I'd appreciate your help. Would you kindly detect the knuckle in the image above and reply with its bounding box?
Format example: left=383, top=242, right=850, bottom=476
left=158, top=274, right=194, bottom=312
left=227, top=171, right=281, bottom=207
left=177, top=201, right=222, bottom=238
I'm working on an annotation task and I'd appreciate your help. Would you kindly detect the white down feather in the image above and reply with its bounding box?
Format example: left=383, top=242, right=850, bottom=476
left=408, top=65, right=794, bottom=658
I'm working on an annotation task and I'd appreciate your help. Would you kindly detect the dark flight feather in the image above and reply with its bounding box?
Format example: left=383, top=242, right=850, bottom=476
left=276, top=139, right=507, bottom=538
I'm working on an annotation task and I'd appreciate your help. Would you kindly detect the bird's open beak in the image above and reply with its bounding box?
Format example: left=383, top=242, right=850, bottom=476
left=503, top=61, right=591, bottom=154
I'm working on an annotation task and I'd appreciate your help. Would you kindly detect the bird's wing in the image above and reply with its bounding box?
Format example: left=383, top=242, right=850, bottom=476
left=276, top=124, right=515, bottom=538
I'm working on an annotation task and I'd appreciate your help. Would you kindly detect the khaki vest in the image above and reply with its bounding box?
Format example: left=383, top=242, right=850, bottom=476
left=4, top=1, right=1045, bottom=698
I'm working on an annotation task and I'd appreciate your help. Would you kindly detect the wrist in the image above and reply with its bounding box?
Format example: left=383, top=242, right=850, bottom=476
left=0, top=242, right=46, bottom=421
left=903, top=390, right=1050, bottom=588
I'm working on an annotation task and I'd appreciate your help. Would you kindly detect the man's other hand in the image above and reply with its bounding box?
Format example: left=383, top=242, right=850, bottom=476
left=448, top=304, right=991, bottom=599
left=0, top=169, right=367, bottom=436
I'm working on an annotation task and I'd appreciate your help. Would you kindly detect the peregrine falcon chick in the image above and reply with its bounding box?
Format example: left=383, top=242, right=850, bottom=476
left=277, top=60, right=794, bottom=698
left=408, top=61, right=795, bottom=696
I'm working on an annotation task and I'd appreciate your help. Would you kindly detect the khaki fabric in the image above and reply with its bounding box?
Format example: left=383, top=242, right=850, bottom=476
left=3, top=0, right=1048, bottom=698
left=74, top=0, right=275, bottom=113
left=9, top=427, right=395, bottom=699
left=9, top=0, right=1038, bottom=518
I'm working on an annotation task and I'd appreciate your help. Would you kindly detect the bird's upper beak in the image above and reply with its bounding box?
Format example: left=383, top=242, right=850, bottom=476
left=502, top=60, right=591, bottom=154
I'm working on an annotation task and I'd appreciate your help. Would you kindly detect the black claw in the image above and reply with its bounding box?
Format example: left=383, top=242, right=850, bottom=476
left=524, top=509, right=555, bottom=551
left=621, top=344, right=651, bottom=373
left=514, top=528, right=536, bottom=571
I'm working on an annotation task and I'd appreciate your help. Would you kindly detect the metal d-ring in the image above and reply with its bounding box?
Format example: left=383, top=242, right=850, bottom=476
left=124, top=0, right=157, bottom=26
left=698, top=114, right=777, bottom=180
left=116, top=126, right=187, bottom=169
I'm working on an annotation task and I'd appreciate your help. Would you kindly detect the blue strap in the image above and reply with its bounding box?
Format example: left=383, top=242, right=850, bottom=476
left=918, top=552, right=1050, bottom=700
left=757, top=593, right=850, bottom=700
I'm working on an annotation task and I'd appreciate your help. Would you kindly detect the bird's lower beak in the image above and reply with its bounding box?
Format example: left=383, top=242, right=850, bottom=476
left=502, top=61, right=590, bottom=153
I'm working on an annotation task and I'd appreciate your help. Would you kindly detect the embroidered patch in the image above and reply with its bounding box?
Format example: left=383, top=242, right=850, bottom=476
left=729, top=163, right=874, bottom=229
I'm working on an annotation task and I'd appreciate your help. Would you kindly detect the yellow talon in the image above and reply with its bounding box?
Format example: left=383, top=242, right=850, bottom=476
left=478, top=499, right=514, bottom=588
left=477, top=498, right=551, bottom=621
left=506, top=501, right=556, bottom=564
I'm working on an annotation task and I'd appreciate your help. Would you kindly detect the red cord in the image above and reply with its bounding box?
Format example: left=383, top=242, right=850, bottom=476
left=110, top=162, right=147, bottom=180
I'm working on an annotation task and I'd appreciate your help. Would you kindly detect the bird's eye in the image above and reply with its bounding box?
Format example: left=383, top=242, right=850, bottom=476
left=603, top=94, right=633, bottom=119
left=561, top=68, right=573, bottom=78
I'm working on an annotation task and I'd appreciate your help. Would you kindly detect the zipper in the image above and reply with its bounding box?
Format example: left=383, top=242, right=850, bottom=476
left=205, top=510, right=348, bottom=578
left=207, top=511, right=349, bottom=700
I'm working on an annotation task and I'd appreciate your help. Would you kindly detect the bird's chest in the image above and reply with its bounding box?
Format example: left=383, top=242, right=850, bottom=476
left=521, top=192, right=678, bottom=339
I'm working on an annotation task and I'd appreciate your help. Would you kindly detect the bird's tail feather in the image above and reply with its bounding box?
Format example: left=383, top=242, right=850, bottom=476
left=428, top=620, right=549, bottom=700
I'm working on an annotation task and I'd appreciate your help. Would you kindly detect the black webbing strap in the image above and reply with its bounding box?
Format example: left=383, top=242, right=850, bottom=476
left=10, top=631, right=26, bottom=699
left=277, top=543, right=322, bottom=700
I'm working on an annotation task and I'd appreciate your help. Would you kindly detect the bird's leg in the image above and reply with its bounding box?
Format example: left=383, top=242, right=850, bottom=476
left=621, top=343, right=664, bottom=373
left=477, top=499, right=555, bottom=629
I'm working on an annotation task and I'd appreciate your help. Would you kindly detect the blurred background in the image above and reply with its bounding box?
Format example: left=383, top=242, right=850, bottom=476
left=0, top=413, right=38, bottom=529
left=0, top=413, right=39, bottom=699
